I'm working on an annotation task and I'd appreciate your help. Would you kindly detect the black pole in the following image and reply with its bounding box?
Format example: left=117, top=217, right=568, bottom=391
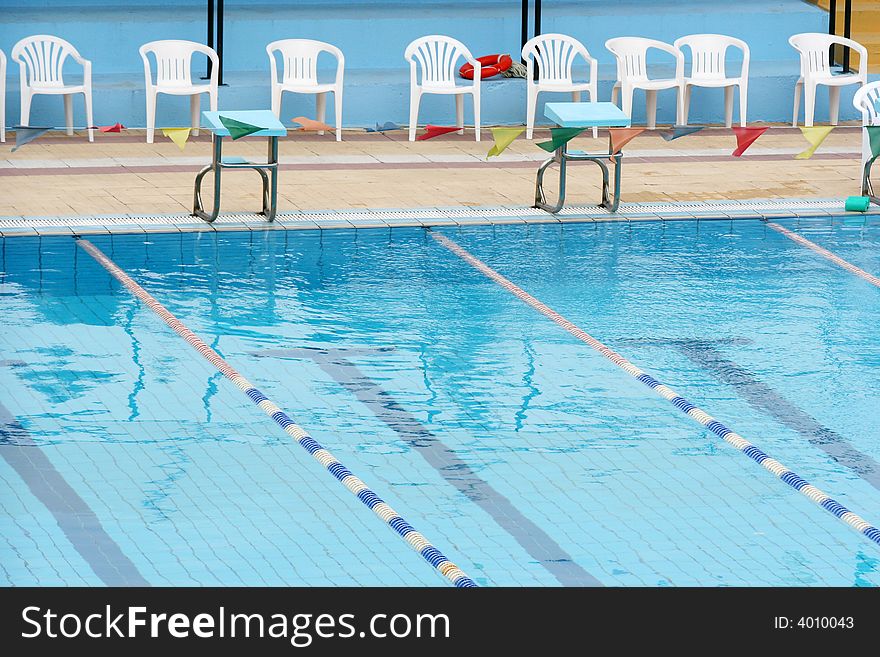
left=217, top=0, right=225, bottom=85
left=521, top=0, right=529, bottom=63
left=533, top=0, right=541, bottom=80
left=206, top=0, right=214, bottom=78
left=828, top=0, right=837, bottom=66
left=534, top=0, right=541, bottom=36
left=843, top=0, right=852, bottom=73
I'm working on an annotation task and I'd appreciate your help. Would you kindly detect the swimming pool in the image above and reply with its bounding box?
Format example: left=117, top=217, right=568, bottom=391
left=1, top=216, right=879, bottom=587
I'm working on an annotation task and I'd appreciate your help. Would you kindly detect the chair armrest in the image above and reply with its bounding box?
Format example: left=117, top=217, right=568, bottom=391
left=651, top=41, right=685, bottom=79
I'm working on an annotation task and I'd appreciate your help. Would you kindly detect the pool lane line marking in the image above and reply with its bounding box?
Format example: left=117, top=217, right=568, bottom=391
left=766, top=222, right=880, bottom=288
left=0, top=399, right=150, bottom=586
left=675, top=341, right=880, bottom=491
left=253, top=346, right=603, bottom=587
left=76, top=239, right=477, bottom=588
left=430, top=231, right=880, bottom=549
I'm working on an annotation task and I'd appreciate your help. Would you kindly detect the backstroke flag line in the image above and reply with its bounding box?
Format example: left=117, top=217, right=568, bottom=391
left=536, top=127, right=586, bottom=152
left=609, top=127, right=646, bottom=162
left=416, top=125, right=461, bottom=141
left=292, top=116, right=336, bottom=132
left=487, top=127, right=525, bottom=157
left=866, top=125, right=880, bottom=161
left=11, top=126, right=53, bottom=152
left=219, top=115, right=262, bottom=140
left=795, top=126, right=834, bottom=159
left=731, top=126, right=768, bottom=157
left=661, top=125, right=704, bottom=141
left=99, top=123, right=125, bottom=133
left=162, top=128, right=192, bottom=151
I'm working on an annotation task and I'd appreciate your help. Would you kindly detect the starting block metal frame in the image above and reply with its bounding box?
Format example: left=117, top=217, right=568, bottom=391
left=194, top=110, right=287, bottom=223
left=534, top=102, right=632, bottom=214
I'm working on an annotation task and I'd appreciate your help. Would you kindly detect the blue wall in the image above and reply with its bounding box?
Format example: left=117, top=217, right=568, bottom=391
left=1, top=1, right=861, bottom=130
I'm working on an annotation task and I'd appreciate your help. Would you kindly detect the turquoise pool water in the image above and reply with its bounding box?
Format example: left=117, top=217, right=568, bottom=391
left=1, top=216, right=879, bottom=587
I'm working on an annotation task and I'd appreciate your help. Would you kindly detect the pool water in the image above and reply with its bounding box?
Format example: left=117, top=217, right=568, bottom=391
left=1, top=217, right=879, bottom=587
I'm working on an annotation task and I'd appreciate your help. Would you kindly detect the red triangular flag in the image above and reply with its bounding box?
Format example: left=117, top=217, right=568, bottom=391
left=609, top=127, right=645, bottom=162
left=99, top=123, right=125, bottom=133
left=731, top=127, right=768, bottom=157
left=416, top=125, right=461, bottom=141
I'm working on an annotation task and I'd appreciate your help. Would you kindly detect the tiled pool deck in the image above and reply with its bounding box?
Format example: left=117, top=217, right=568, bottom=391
left=0, top=123, right=877, bottom=231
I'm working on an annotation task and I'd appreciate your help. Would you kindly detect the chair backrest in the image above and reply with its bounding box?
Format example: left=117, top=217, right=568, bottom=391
left=674, top=34, right=749, bottom=80
left=405, top=35, right=474, bottom=87
left=139, top=40, right=217, bottom=87
left=605, top=37, right=681, bottom=83
left=522, top=33, right=592, bottom=84
left=789, top=32, right=865, bottom=79
left=266, top=39, right=343, bottom=85
left=11, top=35, right=81, bottom=87
left=854, top=80, right=880, bottom=125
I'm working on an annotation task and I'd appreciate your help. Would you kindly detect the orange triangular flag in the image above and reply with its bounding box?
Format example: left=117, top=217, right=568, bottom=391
left=731, top=127, right=768, bottom=157
left=416, top=125, right=461, bottom=141
left=291, top=116, right=335, bottom=132
left=609, top=127, right=645, bottom=162
left=99, top=123, right=125, bottom=133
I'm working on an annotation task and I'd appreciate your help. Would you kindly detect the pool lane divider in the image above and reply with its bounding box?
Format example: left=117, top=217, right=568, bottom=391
left=766, top=222, right=880, bottom=289
left=430, top=231, right=880, bottom=549
left=76, top=239, right=477, bottom=588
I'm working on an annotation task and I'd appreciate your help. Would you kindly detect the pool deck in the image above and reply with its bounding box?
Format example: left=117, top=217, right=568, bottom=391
left=1, top=122, right=879, bottom=235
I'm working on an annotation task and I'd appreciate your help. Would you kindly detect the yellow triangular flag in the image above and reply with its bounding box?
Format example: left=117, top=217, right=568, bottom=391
left=162, top=127, right=192, bottom=151
left=487, top=127, right=525, bottom=158
left=795, top=126, right=834, bottom=160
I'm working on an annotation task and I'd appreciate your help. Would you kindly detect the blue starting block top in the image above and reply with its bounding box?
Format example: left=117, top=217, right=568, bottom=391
left=544, top=102, right=631, bottom=128
left=202, top=110, right=288, bottom=137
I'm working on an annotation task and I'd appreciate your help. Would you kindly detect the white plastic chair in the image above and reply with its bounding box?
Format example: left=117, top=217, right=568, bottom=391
left=790, top=33, right=867, bottom=127
left=853, top=81, right=880, bottom=177
left=139, top=40, right=219, bottom=144
left=606, top=37, right=684, bottom=129
left=11, top=35, right=93, bottom=142
left=674, top=34, right=749, bottom=128
left=405, top=35, right=481, bottom=141
left=0, top=49, right=6, bottom=143
left=522, top=33, right=599, bottom=139
left=267, top=39, right=344, bottom=141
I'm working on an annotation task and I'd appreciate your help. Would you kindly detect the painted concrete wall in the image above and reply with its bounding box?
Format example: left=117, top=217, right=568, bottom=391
left=2, top=0, right=865, bottom=130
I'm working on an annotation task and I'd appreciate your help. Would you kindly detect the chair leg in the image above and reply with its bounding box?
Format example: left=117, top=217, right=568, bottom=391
left=20, top=90, right=32, bottom=128
left=0, top=92, right=5, bottom=143
left=316, top=92, right=327, bottom=136
left=589, top=86, right=598, bottom=138
left=190, top=95, right=200, bottom=136
left=804, top=82, right=816, bottom=128
left=681, top=85, right=692, bottom=126
left=146, top=90, right=156, bottom=144
left=334, top=89, right=343, bottom=142
left=829, top=85, right=841, bottom=126
left=738, top=81, right=748, bottom=127
left=724, top=86, right=734, bottom=128
left=409, top=91, right=421, bottom=141
left=209, top=88, right=218, bottom=112
left=63, top=94, right=74, bottom=136
left=645, top=89, right=657, bottom=129
left=271, top=86, right=282, bottom=118
left=792, top=80, right=802, bottom=127
left=620, top=85, right=634, bottom=120
left=526, top=86, right=537, bottom=139
left=455, top=94, right=464, bottom=135
left=84, top=90, right=94, bottom=142
left=472, top=91, right=480, bottom=142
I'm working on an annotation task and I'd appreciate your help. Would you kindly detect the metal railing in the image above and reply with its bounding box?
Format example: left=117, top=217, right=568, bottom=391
left=828, top=0, right=853, bottom=72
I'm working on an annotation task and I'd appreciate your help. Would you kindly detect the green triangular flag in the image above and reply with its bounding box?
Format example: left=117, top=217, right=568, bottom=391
left=487, top=127, right=525, bottom=157
left=536, top=127, right=586, bottom=152
left=11, top=126, right=53, bottom=152
left=218, top=115, right=262, bottom=140
left=660, top=125, right=704, bottom=141
left=867, top=126, right=880, bottom=160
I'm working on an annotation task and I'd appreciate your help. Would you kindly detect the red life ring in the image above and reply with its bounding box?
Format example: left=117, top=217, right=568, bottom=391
left=459, top=54, right=513, bottom=80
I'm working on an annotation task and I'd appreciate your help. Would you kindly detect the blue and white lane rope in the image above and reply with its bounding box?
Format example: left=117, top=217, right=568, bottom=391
left=431, top=231, right=880, bottom=549
left=77, top=239, right=477, bottom=587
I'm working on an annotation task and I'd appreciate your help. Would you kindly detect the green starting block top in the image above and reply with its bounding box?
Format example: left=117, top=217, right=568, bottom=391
left=202, top=110, right=288, bottom=137
left=544, top=102, right=631, bottom=128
